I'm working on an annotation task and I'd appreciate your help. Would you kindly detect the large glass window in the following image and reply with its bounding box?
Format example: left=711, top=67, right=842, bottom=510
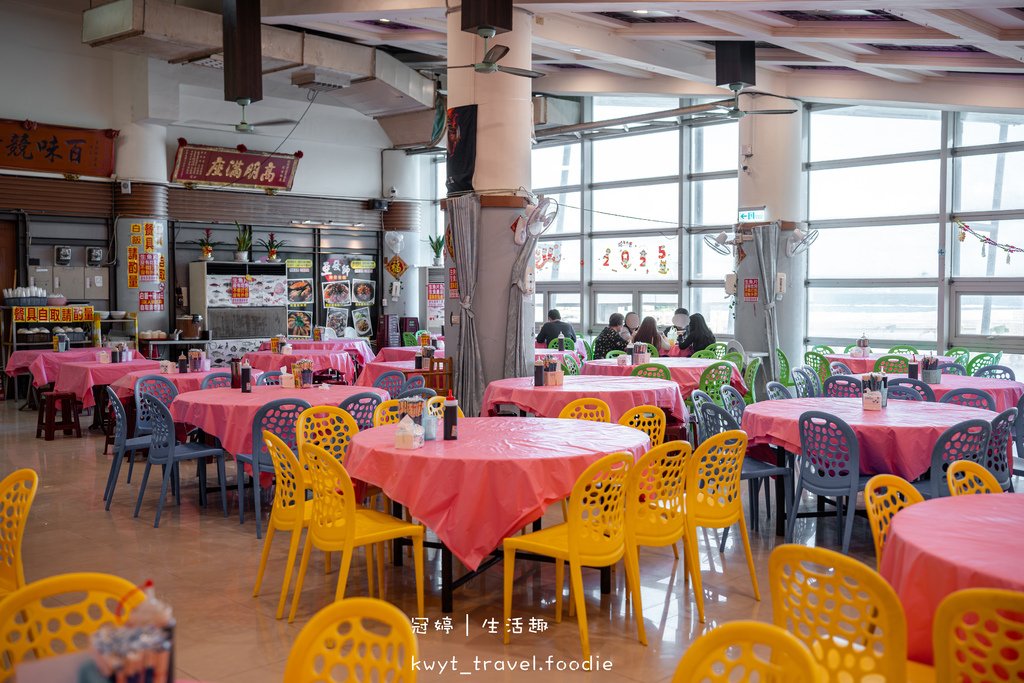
left=690, top=234, right=735, bottom=281
left=807, top=224, right=938, bottom=279
left=957, top=112, right=1024, bottom=147
left=691, top=122, right=738, bottom=173
left=594, top=292, right=633, bottom=328
left=957, top=294, right=1024, bottom=337
left=591, top=184, right=678, bottom=231
left=641, top=293, right=679, bottom=327
left=807, top=287, right=937, bottom=342
left=689, top=287, right=734, bottom=335
left=550, top=293, right=582, bottom=325
left=808, top=160, right=940, bottom=220
left=591, top=236, right=679, bottom=281
left=541, top=192, right=582, bottom=235
left=536, top=239, right=581, bottom=282
left=532, top=144, right=581, bottom=190
left=691, top=177, right=739, bottom=226
left=592, top=131, right=679, bottom=183
left=955, top=151, right=1024, bottom=213
left=809, top=107, right=941, bottom=162
left=953, top=219, right=1024, bottom=278
left=592, top=95, right=680, bottom=121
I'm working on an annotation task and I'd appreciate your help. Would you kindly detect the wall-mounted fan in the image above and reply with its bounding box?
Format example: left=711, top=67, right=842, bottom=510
left=449, top=27, right=544, bottom=79
left=513, top=196, right=559, bottom=245
left=786, top=227, right=819, bottom=256
left=187, top=98, right=299, bottom=134
left=703, top=231, right=733, bottom=256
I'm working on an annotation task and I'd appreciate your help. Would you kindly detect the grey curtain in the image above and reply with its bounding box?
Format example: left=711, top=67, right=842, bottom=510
left=753, top=222, right=782, bottom=381
left=447, top=194, right=485, bottom=416
left=504, top=227, right=538, bottom=379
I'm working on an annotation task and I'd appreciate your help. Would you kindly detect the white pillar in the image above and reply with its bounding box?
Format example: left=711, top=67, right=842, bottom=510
left=445, top=9, right=535, bottom=386
left=734, top=111, right=806, bottom=377
left=381, top=150, right=425, bottom=319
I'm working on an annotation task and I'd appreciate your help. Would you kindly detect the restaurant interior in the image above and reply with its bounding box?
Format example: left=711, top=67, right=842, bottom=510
left=0, top=0, right=1022, bottom=681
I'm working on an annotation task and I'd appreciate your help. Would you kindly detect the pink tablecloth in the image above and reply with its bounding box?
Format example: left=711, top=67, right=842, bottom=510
left=109, top=368, right=262, bottom=399
left=257, top=338, right=374, bottom=364
left=582, top=357, right=746, bottom=397
left=825, top=352, right=953, bottom=374
left=481, top=375, right=687, bottom=422
left=168, top=384, right=388, bottom=456
left=741, top=397, right=994, bottom=480
left=241, top=350, right=356, bottom=384
left=918, top=374, right=1024, bottom=412
left=13, top=349, right=106, bottom=386
left=373, top=347, right=447, bottom=362
left=355, top=360, right=415, bottom=387
left=53, top=359, right=161, bottom=408
left=535, top=336, right=587, bottom=358
left=346, top=417, right=651, bottom=568
left=880, top=495, right=1024, bottom=664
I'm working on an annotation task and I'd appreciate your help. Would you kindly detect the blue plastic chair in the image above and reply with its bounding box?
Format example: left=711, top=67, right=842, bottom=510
left=829, top=361, right=853, bottom=375
left=913, top=419, right=991, bottom=499
left=792, top=367, right=816, bottom=398
left=790, top=411, right=869, bottom=554
left=103, top=386, right=152, bottom=510
left=132, top=394, right=228, bottom=528
left=256, top=371, right=283, bottom=386
left=985, top=408, right=1016, bottom=492
left=338, top=392, right=383, bottom=431
left=973, top=364, right=1016, bottom=381
left=373, top=370, right=406, bottom=398
left=719, top=385, right=746, bottom=425
left=766, top=382, right=793, bottom=401
left=939, top=387, right=996, bottom=411
left=822, top=375, right=862, bottom=398
left=200, top=372, right=232, bottom=390
left=133, top=375, right=177, bottom=437
left=1013, top=394, right=1024, bottom=478
left=887, top=385, right=923, bottom=401
left=689, top=389, right=715, bottom=444
left=890, top=377, right=935, bottom=402
left=236, top=398, right=311, bottom=538
left=397, top=387, right=436, bottom=400
left=938, top=362, right=967, bottom=376
left=399, top=375, right=425, bottom=395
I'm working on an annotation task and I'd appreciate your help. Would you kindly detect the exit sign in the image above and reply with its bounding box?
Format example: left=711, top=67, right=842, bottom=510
left=738, top=206, right=767, bottom=223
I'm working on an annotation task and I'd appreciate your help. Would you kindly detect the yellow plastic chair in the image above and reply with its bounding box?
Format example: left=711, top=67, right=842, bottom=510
left=626, top=441, right=691, bottom=568
left=946, top=460, right=1002, bottom=496
left=618, top=405, right=666, bottom=446
left=864, top=474, right=924, bottom=570
left=769, top=544, right=935, bottom=682
left=672, top=620, right=825, bottom=683
left=288, top=444, right=424, bottom=623
left=0, top=572, right=145, bottom=674
left=284, top=597, right=418, bottom=683
left=373, top=399, right=403, bottom=427
left=557, top=397, right=611, bottom=422
left=296, top=405, right=359, bottom=464
left=503, top=452, right=645, bottom=659
left=933, top=588, right=1024, bottom=683
left=0, top=468, right=38, bottom=599
left=253, top=432, right=313, bottom=619
left=425, top=395, right=465, bottom=419
left=684, top=430, right=759, bottom=623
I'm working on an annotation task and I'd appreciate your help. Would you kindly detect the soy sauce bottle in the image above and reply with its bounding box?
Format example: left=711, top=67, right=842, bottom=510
left=240, top=359, right=252, bottom=393
left=177, top=352, right=188, bottom=374
left=443, top=390, right=459, bottom=441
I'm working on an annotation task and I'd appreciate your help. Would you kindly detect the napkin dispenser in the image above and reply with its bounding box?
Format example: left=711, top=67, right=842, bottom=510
left=862, top=373, right=887, bottom=410
left=280, top=372, right=295, bottom=388
left=394, top=416, right=424, bottom=449
left=159, top=360, right=175, bottom=373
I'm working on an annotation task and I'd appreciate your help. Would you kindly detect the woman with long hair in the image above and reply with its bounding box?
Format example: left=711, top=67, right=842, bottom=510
left=632, top=316, right=671, bottom=354
left=676, top=313, right=716, bottom=356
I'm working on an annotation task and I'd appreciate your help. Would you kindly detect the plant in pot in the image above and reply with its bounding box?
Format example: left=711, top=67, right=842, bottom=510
left=192, top=228, right=221, bottom=261
left=257, top=233, right=287, bottom=262
left=428, top=234, right=445, bottom=267
left=234, top=222, right=252, bottom=262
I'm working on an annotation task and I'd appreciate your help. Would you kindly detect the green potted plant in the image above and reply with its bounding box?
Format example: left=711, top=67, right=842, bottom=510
left=234, top=222, right=252, bottom=262
left=257, top=232, right=287, bottom=262
left=428, top=234, right=444, bottom=267
left=192, top=228, right=221, bottom=261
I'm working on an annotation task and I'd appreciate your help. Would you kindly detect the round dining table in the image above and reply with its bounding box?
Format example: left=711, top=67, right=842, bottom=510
left=241, top=349, right=356, bottom=384
left=909, top=373, right=1024, bottom=412
left=879, top=494, right=1024, bottom=664
left=109, top=367, right=262, bottom=399
left=256, top=338, right=375, bottom=364
left=582, top=357, right=746, bottom=396
left=355, top=359, right=414, bottom=388
left=481, top=375, right=687, bottom=421
left=345, top=417, right=651, bottom=571
left=168, top=384, right=388, bottom=456
left=824, top=352, right=953, bottom=374
left=15, top=348, right=108, bottom=387
left=372, top=346, right=446, bottom=363
left=53, top=358, right=161, bottom=408
left=741, top=397, right=995, bottom=480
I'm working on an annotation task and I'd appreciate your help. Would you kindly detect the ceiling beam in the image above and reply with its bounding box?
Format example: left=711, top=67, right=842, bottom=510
left=887, top=8, right=1024, bottom=62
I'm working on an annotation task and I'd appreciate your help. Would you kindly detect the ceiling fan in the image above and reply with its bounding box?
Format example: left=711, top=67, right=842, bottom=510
left=188, top=98, right=299, bottom=134
left=715, top=83, right=799, bottom=119
left=448, top=27, right=544, bottom=79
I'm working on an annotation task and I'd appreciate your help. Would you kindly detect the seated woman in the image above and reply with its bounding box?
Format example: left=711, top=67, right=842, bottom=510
left=675, top=313, right=715, bottom=357
left=632, top=316, right=672, bottom=354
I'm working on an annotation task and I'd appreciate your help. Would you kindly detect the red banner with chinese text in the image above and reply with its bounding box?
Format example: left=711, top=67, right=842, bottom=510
left=0, top=119, right=117, bottom=178
left=13, top=306, right=94, bottom=323
left=171, top=142, right=300, bottom=191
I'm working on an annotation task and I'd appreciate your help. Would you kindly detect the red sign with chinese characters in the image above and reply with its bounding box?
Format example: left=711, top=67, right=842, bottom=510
left=0, top=119, right=117, bottom=178
left=743, top=278, right=760, bottom=302
left=231, top=276, right=251, bottom=305
left=13, top=306, right=94, bottom=323
left=171, top=141, right=300, bottom=191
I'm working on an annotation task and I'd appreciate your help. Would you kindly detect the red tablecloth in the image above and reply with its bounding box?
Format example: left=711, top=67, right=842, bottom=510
left=582, top=357, right=746, bottom=397
left=109, top=368, right=262, bottom=399
left=355, top=360, right=414, bottom=387
left=481, top=375, right=688, bottom=422
left=880, top=495, right=1024, bottom=664
left=917, top=374, right=1024, bottom=412
left=53, top=359, right=161, bottom=408
left=168, top=384, right=388, bottom=456
left=345, top=417, right=651, bottom=569
left=373, top=347, right=447, bottom=362
left=825, top=352, right=953, bottom=374
left=11, top=349, right=106, bottom=386
left=257, top=338, right=375, bottom=364
left=741, top=397, right=994, bottom=479
left=241, top=350, right=356, bottom=384
left=535, top=336, right=587, bottom=358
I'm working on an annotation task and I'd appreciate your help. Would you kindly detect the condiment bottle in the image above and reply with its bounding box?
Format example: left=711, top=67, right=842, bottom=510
left=908, top=354, right=919, bottom=380
left=178, top=352, right=188, bottom=374
left=270, top=336, right=280, bottom=353
left=534, top=360, right=544, bottom=387
left=557, top=332, right=565, bottom=352
left=240, top=359, right=252, bottom=393
left=443, top=390, right=458, bottom=441
left=414, top=350, right=423, bottom=370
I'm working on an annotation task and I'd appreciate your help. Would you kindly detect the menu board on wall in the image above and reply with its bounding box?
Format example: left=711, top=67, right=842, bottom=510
left=426, top=283, right=444, bottom=327
left=320, top=253, right=378, bottom=339
left=286, top=259, right=314, bottom=337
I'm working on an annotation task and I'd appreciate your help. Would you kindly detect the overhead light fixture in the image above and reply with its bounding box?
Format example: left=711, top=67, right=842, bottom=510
left=379, top=18, right=391, bottom=23
left=569, top=48, right=582, bottom=53
left=632, top=9, right=649, bottom=14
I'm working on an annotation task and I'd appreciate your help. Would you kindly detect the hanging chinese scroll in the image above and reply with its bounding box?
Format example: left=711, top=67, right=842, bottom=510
left=0, top=119, right=117, bottom=178
left=170, top=140, right=301, bottom=191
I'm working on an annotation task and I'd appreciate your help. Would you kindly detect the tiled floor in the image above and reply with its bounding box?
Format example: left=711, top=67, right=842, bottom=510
left=4, top=399, right=889, bottom=682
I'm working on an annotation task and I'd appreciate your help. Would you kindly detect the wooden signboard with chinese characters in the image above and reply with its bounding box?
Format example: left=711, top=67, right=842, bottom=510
left=0, top=119, right=117, bottom=178
left=170, top=140, right=301, bottom=191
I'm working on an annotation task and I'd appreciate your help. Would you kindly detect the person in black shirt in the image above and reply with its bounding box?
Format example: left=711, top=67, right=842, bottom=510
left=677, top=312, right=716, bottom=356
left=536, top=309, right=577, bottom=346
left=593, top=313, right=629, bottom=360
left=663, top=307, right=689, bottom=337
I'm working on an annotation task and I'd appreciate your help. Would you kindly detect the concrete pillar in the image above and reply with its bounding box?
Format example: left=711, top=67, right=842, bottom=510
left=734, top=110, right=806, bottom=378
left=444, top=9, right=534, bottom=389
left=381, top=150, right=426, bottom=319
